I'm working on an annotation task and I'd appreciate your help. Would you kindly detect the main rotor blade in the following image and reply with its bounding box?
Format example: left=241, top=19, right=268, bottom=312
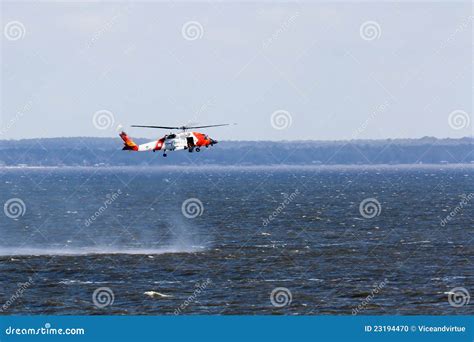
left=131, top=124, right=234, bottom=130
left=184, top=124, right=233, bottom=129
left=131, top=125, right=180, bottom=129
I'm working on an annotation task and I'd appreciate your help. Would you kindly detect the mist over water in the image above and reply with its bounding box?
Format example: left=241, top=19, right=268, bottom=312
left=0, top=215, right=205, bottom=256
left=0, top=166, right=472, bottom=315
left=0, top=246, right=200, bottom=257
left=0, top=169, right=208, bottom=256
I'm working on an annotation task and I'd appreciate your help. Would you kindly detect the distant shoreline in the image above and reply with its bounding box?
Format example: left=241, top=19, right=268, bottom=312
left=1, top=137, right=472, bottom=166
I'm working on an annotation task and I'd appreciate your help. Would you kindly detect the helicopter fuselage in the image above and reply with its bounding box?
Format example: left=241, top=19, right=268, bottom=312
left=120, top=131, right=218, bottom=155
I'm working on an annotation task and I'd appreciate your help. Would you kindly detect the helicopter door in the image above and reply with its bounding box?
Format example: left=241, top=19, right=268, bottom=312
left=186, top=137, right=195, bottom=149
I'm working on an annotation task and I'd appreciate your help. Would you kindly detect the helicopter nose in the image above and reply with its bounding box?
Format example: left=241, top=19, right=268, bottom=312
left=211, top=139, right=218, bottom=145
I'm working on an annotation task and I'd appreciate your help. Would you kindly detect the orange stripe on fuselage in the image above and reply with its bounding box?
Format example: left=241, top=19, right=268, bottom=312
left=193, top=132, right=211, bottom=147
left=154, top=137, right=166, bottom=151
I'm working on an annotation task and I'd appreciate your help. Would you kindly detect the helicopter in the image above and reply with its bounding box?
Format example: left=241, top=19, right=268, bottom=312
left=119, top=124, right=232, bottom=157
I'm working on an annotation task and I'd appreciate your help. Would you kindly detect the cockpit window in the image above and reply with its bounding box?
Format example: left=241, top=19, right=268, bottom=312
left=166, top=134, right=176, bottom=139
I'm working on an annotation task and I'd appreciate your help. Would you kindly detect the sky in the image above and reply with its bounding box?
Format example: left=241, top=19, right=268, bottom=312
left=0, top=1, right=472, bottom=141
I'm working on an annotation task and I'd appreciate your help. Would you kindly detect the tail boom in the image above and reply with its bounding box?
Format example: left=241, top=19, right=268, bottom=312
left=120, top=132, right=139, bottom=151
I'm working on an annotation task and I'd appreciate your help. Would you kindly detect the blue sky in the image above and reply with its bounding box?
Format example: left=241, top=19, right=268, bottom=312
left=1, top=1, right=472, bottom=140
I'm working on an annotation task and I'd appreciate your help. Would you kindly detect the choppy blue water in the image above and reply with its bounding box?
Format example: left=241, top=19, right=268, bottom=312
left=0, top=165, right=472, bottom=315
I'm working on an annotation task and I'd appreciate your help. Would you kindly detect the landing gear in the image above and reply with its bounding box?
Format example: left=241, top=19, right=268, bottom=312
left=163, top=152, right=167, bottom=157
left=195, top=147, right=201, bottom=152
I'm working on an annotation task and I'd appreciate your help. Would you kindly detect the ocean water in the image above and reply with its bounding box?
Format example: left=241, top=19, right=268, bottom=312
left=0, top=165, right=472, bottom=315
